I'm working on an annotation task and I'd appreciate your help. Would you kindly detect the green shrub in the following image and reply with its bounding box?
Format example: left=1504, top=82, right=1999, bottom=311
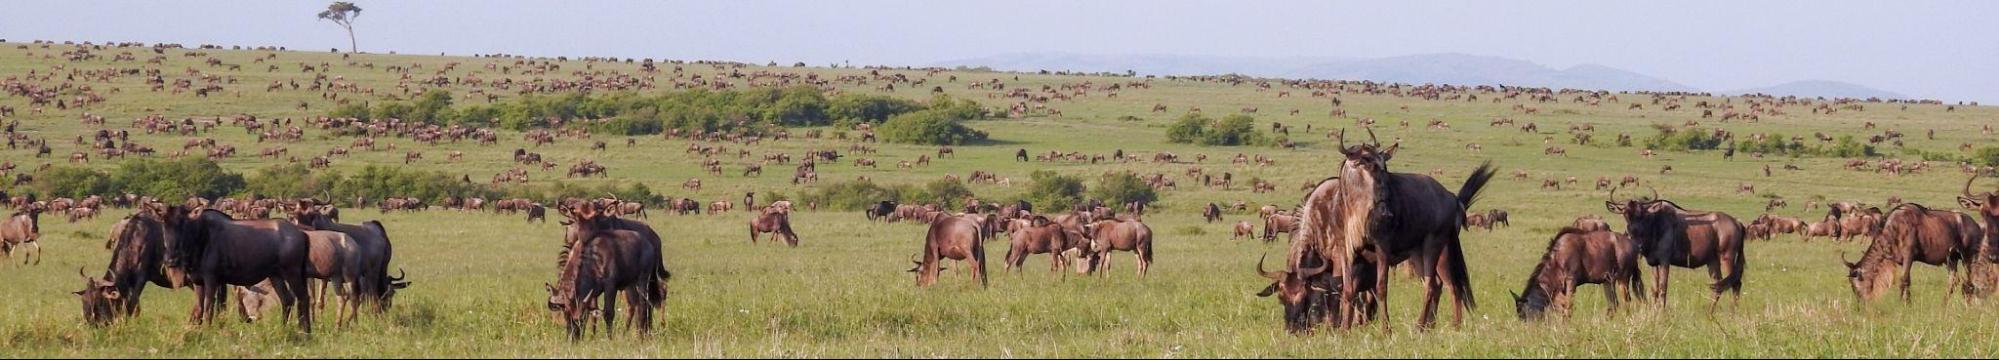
left=1025, top=170, right=1086, bottom=211
left=800, top=180, right=907, bottom=211
left=30, top=167, right=113, bottom=199
left=1090, top=172, right=1158, bottom=206
left=1166, top=113, right=1208, bottom=144
left=1165, top=113, right=1267, bottom=146
left=879, top=109, right=988, bottom=145
left=912, top=179, right=976, bottom=207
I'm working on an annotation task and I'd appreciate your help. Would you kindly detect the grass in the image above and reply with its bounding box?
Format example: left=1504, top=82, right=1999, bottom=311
left=1, top=41, right=1997, bottom=357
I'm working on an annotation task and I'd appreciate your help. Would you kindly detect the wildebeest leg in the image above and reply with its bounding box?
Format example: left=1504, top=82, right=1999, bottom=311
left=285, top=272, right=313, bottom=334
left=1604, top=280, right=1620, bottom=317
left=1707, top=262, right=1725, bottom=313
left=748, top=227, right=758, bottom=244
left=28, top=242, right=41, bottom=265
left=1654, top=265, right=1671, bottom=309
left=602, top=292, right=619, bottom=338
left=1375, top=250, right=1392, bottom=333
left=627, top=289, right=653, bottom=336
left=1900, top=256, right=1916, bottom=304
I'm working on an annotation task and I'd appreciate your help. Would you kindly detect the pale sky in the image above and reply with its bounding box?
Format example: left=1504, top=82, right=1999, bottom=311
left=3, top=0, right=1993, bottom=101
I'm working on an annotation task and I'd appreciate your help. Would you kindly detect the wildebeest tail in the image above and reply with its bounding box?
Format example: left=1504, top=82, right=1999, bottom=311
left=1445, top=238, right=1476, bottom=310
left=1456, top=161, right=1498, bottom=213
left=649, top=263, right=670, bottom=310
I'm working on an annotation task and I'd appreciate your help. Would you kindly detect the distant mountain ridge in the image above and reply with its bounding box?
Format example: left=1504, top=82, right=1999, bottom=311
left=934, top=52, right=1903, bottom=100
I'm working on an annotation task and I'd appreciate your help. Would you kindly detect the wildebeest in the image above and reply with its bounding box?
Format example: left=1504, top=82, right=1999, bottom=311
left=2, top=203, right=44, bottom=265
left=748, top=206, right=800, bottom=247
left=1843, top=203, right=1986, bottom=302
left=1203, top=202, right=1223, bottom=223
left=1263, top=213, right=1298, bottom=242
left=1076, top=218, right=1154, bottom=277
left=1605, top=187, right=1747, bottom=312
left=79, top=209, right=182, bottom=325
left=1512, top=228, right=1645, bottom=320
left=1233, top=220, right=1256, bottom=240
left=1305, top=128, right=1496, bottom=330
left=867, top=200, right=897, bottom=222
left=289, top=201, right=406, bottom=313
left=912, top=215, right=988, bottom=288
left=548, top=203, right=669, bottom=339
left=1957, top=173, right=1999, bottom=263
left=158, top=206, right=315, bottom=333
left=527, top=203, right=548, bottom=223
left=1002, top=215, right=1082, bottom=272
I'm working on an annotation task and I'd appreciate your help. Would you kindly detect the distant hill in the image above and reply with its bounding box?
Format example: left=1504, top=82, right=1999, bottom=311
left=937, top=52, right=1911, bottom=99
left=1726, top=80, right=1906, bottom=100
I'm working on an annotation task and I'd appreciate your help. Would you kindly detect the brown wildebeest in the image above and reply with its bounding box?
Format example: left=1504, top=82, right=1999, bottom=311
left=1076, top=218, right=1154, bottom=277
left=1605, top=187, right=1747, bottom=312
left=1955, top=173, right=1999, bottom=263
left=548, top=203, right=668, bottom=340
left=1263, top=213, right=1298, bottom=242
left=748, top=207, right=799, bottom=247
left=2, top=204, right=44, bottom=265
left=911, top=215, right=989, bottom=288
left=1002, top=215, right=1082, bottom=272
left=1843, top=203, right=1986, bottom=302
left=159, top=206, right=314, bottom=333
left=1512, top=227, right=1645, bottom=320
left=1309, top=128, right=1496, bottom=331
left=1485, top=209, right=1510, bottom=228
left=1233, top=221, right=1256, bottom=240
left=1574, top=215, right=1613, bottom=233
left=289, top=201, right=405, bottom=313
left=301, top=230, right=363, bottom=326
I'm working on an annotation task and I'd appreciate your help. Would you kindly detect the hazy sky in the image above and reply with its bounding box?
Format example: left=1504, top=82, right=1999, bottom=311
left=4, top=1, right=1993, bottom=101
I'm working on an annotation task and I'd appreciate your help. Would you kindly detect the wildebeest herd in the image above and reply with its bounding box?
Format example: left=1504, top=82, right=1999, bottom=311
left=0, top=39, right=1994, bottom=352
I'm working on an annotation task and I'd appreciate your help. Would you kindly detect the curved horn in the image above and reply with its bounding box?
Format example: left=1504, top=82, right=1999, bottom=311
left=909, top=253, right=921, bottom=265
left=388, top=267, right=407, bottom=282
left=1607, top=185, right=1622, bottom=203
left=1840, top=251, right=1858, bottom=269
left=1336, top=128, right=1347, bottom=149
left=1256, top=254, right=1285, bottom=281
left=78, top=267, right=90, bottom=281
left=1646, top=185, right=1661, bottom=201
left=1366, top=127, right=1380, bottom=146
left=1966, top=173, right=1981, bottom=197
left=1296, top=259, right=1329, bottom=278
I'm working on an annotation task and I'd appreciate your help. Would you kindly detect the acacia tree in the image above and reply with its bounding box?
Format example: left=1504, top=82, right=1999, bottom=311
left=318, top=2, right=363, bottom=53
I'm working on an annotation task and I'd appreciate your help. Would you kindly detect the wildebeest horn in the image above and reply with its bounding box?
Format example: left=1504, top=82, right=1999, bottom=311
left=388, top=267, right=407, bottom=282
left=1365, top=127, right=1380, bottom=147
left=1840, top=251, right=1857, bottom=269
left=1256, top=254, right=1285, bottom=281
left=1336, top=128, right=1347, bottom=149
left=78, top=267, right=90, bottom=281
left=1966, top=173, right=1980, bottom=197
left=908, top=253, right=921, bottom=265
left=1646, top=185, right=1660, bottom=201
left=1509, top=290, right=1521, bottom=303
left=1296, top=260, right=1328, bottom=278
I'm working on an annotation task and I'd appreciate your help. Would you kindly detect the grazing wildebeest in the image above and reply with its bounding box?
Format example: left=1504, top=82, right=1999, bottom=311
left=527, top=203, right=548, bottom=223
left=748, top=207, right=800, bottom=247
left=1485, top=209, right=1510, bottom=228
left=911, top=215, right=988, bottom=288
left=1076, top=218, right=1154, bottom=277
left=1605, top=187, right=1747, bottom=312
left=1233, top=221, right=1256, bottom=240
left=1203, top=202, right=1223, bottom=223
left=1956, top=173, right=1999, bottom=263
left=1305, top=128, right=1495, bottom=331
left=1002, top=215, right=1082, bottom=272
left=1843, top=203, right=1986, bottom=302
left=301, top=230, right=364, bottom=326
left=548, top=203, right=668, bottom=339
left=1512, top=227, right=1645, bottom=320
left=2, top=203, right=44, bottom=265
left=79, top=209, right=183, bottom=325
left=159, top=206, right=315, bottom=333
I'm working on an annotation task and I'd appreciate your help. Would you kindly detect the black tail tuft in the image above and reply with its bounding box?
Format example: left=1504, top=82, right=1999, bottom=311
left=1456, top=161, right=1499, bottom=213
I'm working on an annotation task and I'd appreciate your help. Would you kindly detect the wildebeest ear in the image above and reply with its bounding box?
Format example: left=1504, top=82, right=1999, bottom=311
left=1960, top=196, right=1983, bottom=209
left=72, top=290, right=85, bottom=297
left=1380, top=143, right=1398, bottom=162
left=1256, top=283, right=1279, bottom=297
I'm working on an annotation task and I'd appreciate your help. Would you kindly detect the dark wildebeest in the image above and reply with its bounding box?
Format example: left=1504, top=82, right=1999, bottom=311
left=1843, top=203, right=1986, bottom=303
left=867, top=200, right=897, bottom=222
left=2, top=203, right=44, bottom=265
left=79, top=207, right=186, bottom=325
left=159, top=206, right=315, bottom=333
left=911, top=215, right=988, bottom=288
left=1306, top=128, right=1496, bottom=331
left=1605, top=187, right=1747, bottom=312
left=1512, top=227, right=1645, bottom=320
left=1485, top=209, right=1510, bottom=228
left=1076, top=218, right=1154, bottom=277
left=548, top=203, right=668, bottom=340
left=1254, top=251, right=1380, bottom=333
left=748, top=207, right=800, bottom=247
left=1263, top=213, right=1299, bottom=242
left=1002, top=215, right=1083, bottom=272
left=527, top=203, right=548, bottom=223
left=1203, top=202, right=1223, bottom=223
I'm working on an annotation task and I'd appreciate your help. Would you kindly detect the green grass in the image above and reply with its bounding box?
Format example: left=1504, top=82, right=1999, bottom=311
left=2, top=42, right=1998, bottom=357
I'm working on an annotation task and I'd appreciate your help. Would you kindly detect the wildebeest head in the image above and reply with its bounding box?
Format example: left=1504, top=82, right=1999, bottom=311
left=1956, top=174, right=1999, bottom=261
left=155, top=205, right=218, bottom=287
left=73, top=268, right=120, bottom=326
left=1254, top=254, right=1329, bottom=333
left=1332, top=128, right=1396, bottom=256
left=1605, top=186, right=1678, bottom=253
left=383, top=267, right=412, bottom=309
left=550, top=202, right=615, bottom=339
left=1841, top=250, right=1896, bottom=301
